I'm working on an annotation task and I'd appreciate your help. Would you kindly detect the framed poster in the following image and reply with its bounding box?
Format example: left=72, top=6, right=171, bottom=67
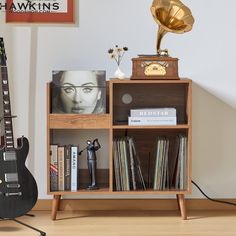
left=6, top=0, right=74, bottom=23
left=51, top=71, right=106, bottom=114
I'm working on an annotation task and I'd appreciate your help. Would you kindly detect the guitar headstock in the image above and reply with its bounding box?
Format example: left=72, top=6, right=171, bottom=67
left=0, top=37, right=7, bottom=66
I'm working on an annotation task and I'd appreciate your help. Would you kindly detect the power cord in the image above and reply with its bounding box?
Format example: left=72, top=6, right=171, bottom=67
left=191, top=180, right=236, bottom=206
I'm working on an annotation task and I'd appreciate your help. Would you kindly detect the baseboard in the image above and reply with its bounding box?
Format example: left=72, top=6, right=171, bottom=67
left=33, top=199, right=236, bottom=211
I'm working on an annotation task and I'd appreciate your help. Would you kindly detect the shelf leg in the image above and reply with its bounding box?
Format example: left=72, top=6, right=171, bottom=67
left=51, top=195, right=61, bottom=221
left=176, top=194, right=187, bottom=220
left=176, top=194, right=180, bottom=211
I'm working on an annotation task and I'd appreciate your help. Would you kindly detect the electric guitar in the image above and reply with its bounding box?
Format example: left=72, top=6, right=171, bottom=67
left=0, top=37, right=38, bottom=219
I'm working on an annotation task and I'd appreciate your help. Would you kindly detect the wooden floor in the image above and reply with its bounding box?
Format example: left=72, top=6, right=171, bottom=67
left=1, top=210, right=236, bottom=235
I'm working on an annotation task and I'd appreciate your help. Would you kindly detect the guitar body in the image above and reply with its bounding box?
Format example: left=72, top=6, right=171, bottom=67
left=0, top=137, right=38, bottom=219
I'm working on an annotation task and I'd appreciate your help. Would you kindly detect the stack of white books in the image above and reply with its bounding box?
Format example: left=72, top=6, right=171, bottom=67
left=128, top=108, right=177, bottom=126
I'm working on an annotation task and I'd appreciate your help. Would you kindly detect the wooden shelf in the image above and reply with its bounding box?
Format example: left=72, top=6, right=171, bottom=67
left=110, top=78, right=192, bottom=84
left=49, top=114, right=110, bottom=129
left=48, top=188, right=111, bottom=195
left=112, top=190, right=190, bottom=195
left=112, top=124, right=190, bottom=129
left=48, top=189, right=190, bottom=195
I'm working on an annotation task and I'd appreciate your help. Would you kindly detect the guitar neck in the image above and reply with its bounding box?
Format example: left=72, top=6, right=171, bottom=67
left=1, top=65, right=14, bottom=150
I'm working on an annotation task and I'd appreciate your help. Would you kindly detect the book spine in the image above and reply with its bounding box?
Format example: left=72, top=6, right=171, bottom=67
left=50, top=145, right=58, bottom=192
left=64, top=145, right=71, bottom=191
left=71, top=146, right=78, bottom=192
left=58, top=146, right=65, bottom=191
left=128, top=116, right=176, bottom=126
left=130, top=108, right=176, bottom=117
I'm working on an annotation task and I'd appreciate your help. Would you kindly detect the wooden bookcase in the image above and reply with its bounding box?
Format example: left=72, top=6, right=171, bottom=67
left=47, top=78, right=192, bottom=220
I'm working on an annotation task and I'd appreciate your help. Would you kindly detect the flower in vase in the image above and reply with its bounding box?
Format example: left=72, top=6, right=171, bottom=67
left=108, top=45, right=128, bottom=66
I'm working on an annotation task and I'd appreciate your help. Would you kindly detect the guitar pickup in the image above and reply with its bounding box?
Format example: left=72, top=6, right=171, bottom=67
left=3, top=151, right=16, bottom=161
left=5, top=192, right=22, bottom=197
left=6, top=184, right=21, bottom=189
left=5, top=173, right=18, bottom=183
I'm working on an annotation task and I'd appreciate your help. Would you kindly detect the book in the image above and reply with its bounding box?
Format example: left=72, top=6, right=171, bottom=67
left=71, top=146, right=78, bottom=191
left=50, top=145, right=58, bottom=192
left=64, top=145, right=71, bottom=191
left=58, top=146, right=65, bottom=191
left=130, top=108, right=176, bottom=117
left=128, top=116, right=176, bottom=126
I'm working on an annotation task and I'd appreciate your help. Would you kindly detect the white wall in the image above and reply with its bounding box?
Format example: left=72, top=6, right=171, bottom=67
left=1, top=0, right=236, bottom=199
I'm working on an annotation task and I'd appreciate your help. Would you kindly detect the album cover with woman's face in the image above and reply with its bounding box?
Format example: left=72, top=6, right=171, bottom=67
left=51, top=70, right=106, bottom=114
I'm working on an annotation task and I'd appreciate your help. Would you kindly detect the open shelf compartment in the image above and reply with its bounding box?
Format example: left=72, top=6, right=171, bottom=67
left=111, top=79, right=191, bottom=126
left=112, top=128, right=191, bottom=193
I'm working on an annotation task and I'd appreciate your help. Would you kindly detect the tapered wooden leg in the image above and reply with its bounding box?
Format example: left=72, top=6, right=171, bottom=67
left=177, top=194, right=187, bottom=220
left=51, top=195, right=61, bottom=221
left=176, top=194, right=180, bottom=211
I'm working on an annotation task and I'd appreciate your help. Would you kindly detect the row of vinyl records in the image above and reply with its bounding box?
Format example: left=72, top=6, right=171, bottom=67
left=113, top=135, right=188, bottom=191
left=153, top=135, right=187, bottom=190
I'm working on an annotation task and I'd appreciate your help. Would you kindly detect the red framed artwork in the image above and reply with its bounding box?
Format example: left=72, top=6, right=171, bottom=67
left=6, top=0, right=75, bottom=23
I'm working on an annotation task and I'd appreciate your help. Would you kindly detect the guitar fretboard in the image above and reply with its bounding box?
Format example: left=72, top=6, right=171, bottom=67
left=1, top=66, right=14, bottom=150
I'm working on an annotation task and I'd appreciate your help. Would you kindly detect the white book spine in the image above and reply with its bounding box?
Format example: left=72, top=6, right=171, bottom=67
left=128, top=116, right=177, bottom=126
left=71, top=146, right=78, bottom=192
left=130, top=108, right=176, bottom=117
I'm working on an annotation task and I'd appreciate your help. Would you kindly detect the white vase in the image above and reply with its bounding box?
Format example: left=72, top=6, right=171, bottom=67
left=114, top=67, right=125, bottom=79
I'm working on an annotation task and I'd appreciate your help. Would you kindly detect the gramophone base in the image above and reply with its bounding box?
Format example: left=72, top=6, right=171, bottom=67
left=131, top=55, right=179, bottom=80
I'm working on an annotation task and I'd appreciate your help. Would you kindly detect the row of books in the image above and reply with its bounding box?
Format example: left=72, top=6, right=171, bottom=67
left=113, top=137, right=146, bottom=191
left=50, top=145, right=79, bottom=192
left=153, top=135, right=188, bottom=190
left=128, top=108, right=177, bottom=126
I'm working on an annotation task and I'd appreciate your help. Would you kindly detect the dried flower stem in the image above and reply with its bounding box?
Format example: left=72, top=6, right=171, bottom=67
left=108, top=45, right=128, bottom=67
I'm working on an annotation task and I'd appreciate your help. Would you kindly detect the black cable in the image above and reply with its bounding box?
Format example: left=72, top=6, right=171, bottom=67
left=191, top=180, right=236, bottom=206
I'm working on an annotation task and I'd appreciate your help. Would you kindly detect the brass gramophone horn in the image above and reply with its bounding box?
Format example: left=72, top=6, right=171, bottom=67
left=151, top=0, right=194, bottom=55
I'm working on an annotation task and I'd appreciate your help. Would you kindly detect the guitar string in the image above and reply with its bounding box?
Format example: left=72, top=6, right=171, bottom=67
left=3, top=66, right=19, bottom=192
left=1, top=66, right=19, bottom=194
left=6, top=66, right=20, bottom=192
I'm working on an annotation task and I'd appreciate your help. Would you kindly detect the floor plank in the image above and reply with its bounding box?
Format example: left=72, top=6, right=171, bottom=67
left=1, top=210, right=236, bottom=235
